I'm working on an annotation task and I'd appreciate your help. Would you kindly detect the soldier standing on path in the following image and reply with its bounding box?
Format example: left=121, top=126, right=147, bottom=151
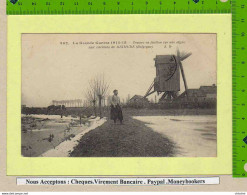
left=110, top=89, right=123, bottom=124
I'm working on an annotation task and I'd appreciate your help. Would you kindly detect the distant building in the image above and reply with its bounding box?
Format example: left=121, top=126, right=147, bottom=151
left=176, top=84, right=217, bottom=102
left=127, top=95, right=149, bottom=108
left=129, top=95, right=149, bottom=104
left=199, top=84, right=217, bottom=100
left=51, top=99, right=83, bottom=107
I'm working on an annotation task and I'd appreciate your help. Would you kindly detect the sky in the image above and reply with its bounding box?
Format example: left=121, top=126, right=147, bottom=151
left=22, top=33, right=217, bottom=107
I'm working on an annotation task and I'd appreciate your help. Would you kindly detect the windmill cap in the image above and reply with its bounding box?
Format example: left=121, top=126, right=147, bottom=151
left=154, top=55, right=175, bottom=63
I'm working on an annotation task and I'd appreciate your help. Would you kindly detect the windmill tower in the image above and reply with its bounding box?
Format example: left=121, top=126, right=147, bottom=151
left=144, top=49, right=192, bottom=102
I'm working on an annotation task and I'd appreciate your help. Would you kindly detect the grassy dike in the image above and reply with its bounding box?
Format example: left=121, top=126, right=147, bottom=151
left=70, top=114, right=175, bottom=157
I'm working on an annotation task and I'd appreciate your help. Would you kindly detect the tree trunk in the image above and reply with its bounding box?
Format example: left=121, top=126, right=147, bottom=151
left=99, top=96, right=102, bottom=118
left=93, top=101, right=97, bottom=117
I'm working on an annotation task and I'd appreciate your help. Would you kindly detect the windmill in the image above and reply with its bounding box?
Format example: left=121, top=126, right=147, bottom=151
left=144, top=49, right=192, bottom=102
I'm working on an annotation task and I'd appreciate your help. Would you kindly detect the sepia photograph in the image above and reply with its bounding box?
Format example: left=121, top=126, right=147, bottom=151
left=21, top=33, right=217, bottom=157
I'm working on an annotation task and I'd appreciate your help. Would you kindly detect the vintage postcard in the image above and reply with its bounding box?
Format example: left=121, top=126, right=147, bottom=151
left=21, top=33, right=217, bottom=158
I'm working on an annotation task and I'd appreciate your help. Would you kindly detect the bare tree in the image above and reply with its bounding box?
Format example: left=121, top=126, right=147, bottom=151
left=85, top=87, right=97, bottom=117
left=86, top=74, right=110, bottom=118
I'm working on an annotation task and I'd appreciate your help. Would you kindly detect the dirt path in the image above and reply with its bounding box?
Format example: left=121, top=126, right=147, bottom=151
left=70, top=115, right=175, bottom=157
